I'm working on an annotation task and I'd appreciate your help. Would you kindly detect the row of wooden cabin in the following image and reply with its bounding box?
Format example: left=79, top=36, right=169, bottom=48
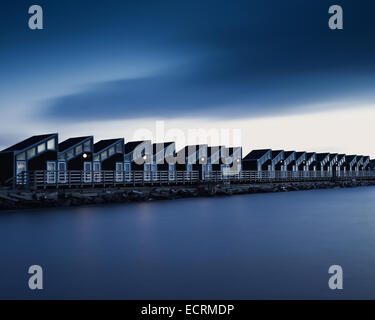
left=0, top=134, right=373, bottom=185
left=0, top=134, right=242, bottom=185
left=242, top=150, right=372, bottom=173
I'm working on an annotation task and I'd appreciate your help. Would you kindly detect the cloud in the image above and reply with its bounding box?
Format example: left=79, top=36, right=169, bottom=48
left=40, top=0, right=375, bottom=122
left=44, top=63, right=375, bottom=122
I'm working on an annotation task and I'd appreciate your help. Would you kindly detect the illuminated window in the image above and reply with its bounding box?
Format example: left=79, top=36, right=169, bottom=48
left=83, top=140, right=91, bottom=152
left=75, top=144, right=83, bottom=155
left=47, top=139, right=55, bottom=150
left=58, top=154, right=65, bottom=161
left=93, top=155, right=100, bottom=161
left=27, top=148, right=36, bottom=159
left=16, top=152, right=26, bottom=160
left=108, top=147, right=115, bottom=156
left=37, top=143, right=46, bottom=153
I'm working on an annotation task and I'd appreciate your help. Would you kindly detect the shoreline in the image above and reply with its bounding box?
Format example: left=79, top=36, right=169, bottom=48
left=1, top=179, right=375, bottom=211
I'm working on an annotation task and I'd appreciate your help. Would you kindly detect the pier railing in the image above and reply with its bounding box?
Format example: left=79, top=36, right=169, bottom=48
left=11, top=170, right=375, bottom=189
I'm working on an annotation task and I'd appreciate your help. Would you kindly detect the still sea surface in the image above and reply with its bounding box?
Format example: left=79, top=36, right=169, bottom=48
left=1, top=187, right=375, bottom=299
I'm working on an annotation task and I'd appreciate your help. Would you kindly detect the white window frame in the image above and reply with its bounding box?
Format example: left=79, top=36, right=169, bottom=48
left=46, top=161, right=56, bottom=184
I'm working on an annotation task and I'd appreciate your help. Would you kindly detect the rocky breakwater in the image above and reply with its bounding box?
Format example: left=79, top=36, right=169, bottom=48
left=1, top=179, right=375, bottom=211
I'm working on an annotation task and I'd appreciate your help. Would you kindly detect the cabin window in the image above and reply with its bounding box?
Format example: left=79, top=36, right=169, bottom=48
left=144, top=163, right=151, bottom=171
left=93, top=155, right=100, bottom=161
left=124, top=163, right=131, bottom=172
left=116, top=143, right=122, bottom=153
left=75, top=144, right=83, bottom=155
left=46, top=162, right=57, bottom=184
left=58, top=162, right=67, bottom=183
left=93, top=162, right=101, bottom=183
left=67, top=149, right=74, bottom=160
left=58, top=154, right=65, bottom=161
left=169, top=164, right=175, bottom=171
left=37, top=143, right=46, bottom=154
left=108, top=147, right=115, bottom=156
left=151, top=164, right=157, bottom=171
left=27, top=148, right=36, bottom=159
left=83, top=141, right=91, bottom=152
left=16, top=152, right=26, bottom=160
left=101, top=151, right=107, bottom=161
left=47, top=139, right=55, bottom=150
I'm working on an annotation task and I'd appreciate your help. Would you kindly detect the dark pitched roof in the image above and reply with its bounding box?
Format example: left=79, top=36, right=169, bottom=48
left=94, top=139, right=123, bottom=153
left=243, top=149, right=270, bottom=160
left=295, top=152, right=306, bottom=159
left=306, top=152, right=316, bottom=160
left=272, top=150, right=284, bottom=159
left=284, top=151, right=295, bottom=157
left=284, top=151, right=296, bottom=161
left=316, top=153, right=329, bottom=161
left=2, top=134, right=57, bottom=152
left=329, top=153, right=338, bottom=160
left=125, top=140, right=150, bottom=153
left=346, top=155, right=357, bottom=162
left=59, top=136, right=92, bottom=152
left=177, top=145, right=208, bottom=161
left=153, top=142, right=173, bottom=154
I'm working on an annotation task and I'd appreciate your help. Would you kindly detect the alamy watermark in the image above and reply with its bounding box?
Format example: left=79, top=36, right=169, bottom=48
left=28, top=265, right=43, bottom=290
left=328, top=265, right=343, bottom=290
left=28, top=5, right=344, bottom=31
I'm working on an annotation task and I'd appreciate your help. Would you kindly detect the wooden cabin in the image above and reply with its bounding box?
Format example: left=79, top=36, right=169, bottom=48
left=356, top=156, right=364, bottom=171
left=58, top=136, right=94, bottom=183
left=124, top=140, right=152, bottom=181
left=271, top=150, right=285, bottom=171
left=283, top=151, right=296, bottom=171
left=153, top=142, right=176, bottom=180
left=0, top=133, right=58, bottom=185
left=363, top=156, right=370, bottom=170
left=226, top=146, right=242, bottom=175
left=93, top=138, right=124, bottom=182
left=316, top=153, right=330, bottom=171
left=295, top=152, right=307, bottom=171
left=345, top=155, right=357, bottom=172
left=328, top=153, right=338, bottom=173
left=336, top=154, right=346, bottom=176
left=305, top=152, right=317, bottom=171
left=368, top=159, right=375, bottom=171
left=206, top=146, right=226, bottom=176
left=124, top=140, right=152, bottom=170
left=176, top=144, right=208, bottom=180
left=242, top=149, right=272, bottom=171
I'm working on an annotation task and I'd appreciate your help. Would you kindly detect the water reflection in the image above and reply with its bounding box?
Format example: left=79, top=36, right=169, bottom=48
left=1, top=187, right=375, bottom=299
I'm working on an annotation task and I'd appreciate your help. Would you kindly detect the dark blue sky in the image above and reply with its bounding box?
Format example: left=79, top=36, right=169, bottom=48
left=1, top=0, right=375, bottom=123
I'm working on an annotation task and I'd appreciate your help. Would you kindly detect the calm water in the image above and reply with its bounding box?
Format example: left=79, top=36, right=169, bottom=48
left=1, top=187, right=375, bottom=299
